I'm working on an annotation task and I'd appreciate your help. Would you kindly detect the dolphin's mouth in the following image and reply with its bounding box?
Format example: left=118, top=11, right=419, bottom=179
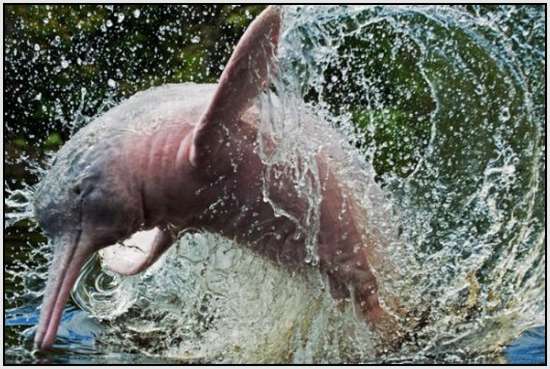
left=34, top=231, right=89, bottom=350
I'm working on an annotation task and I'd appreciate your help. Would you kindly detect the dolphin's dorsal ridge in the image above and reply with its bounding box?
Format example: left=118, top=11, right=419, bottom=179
left=190, top=6, right=282, bottom=167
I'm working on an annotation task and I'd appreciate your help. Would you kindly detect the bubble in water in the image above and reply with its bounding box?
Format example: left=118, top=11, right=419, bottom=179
left=499, top=106, right=511, bottom=122
left=52, top=35, right=61, bottom=47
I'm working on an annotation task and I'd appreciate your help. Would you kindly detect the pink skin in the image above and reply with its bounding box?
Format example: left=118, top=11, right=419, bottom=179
left=33, top=6, right=395, bottom=350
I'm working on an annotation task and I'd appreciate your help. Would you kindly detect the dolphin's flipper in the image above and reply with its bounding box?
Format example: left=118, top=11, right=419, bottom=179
left=190, top=5, right=281, bottom=166
left=99, top=227, right=175, bottom=276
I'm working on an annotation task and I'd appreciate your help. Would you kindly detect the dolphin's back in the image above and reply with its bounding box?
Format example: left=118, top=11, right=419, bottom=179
left=79, top=82, right=216, bottom=140
left=57, top=83, right=216, bottom=166
left=36, top=83, right=216, bottom=206
left=108, top=83, right=216, bottom=130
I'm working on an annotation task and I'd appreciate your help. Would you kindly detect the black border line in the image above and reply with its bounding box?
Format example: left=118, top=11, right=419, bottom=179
left=2, top=2, right=547, bottom=366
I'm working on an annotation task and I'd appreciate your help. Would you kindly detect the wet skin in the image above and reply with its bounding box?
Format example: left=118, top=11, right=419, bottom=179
left=32, top=6, right=394, bottom=350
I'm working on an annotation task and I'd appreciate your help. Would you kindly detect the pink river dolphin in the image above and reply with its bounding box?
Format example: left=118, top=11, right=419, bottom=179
left=32, top=6, right=398, bottom=350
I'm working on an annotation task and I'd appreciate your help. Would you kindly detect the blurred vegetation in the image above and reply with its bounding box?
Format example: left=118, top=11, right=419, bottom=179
left=309, top=19, right=436, bottom=177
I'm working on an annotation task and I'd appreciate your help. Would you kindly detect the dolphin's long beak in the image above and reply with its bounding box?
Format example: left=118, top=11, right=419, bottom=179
left=34, top=232, right=90, bottom=350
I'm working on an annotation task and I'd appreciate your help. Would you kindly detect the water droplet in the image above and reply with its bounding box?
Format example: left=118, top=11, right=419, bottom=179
left=474, top=84, right=483, bottom=95
left=116, top=13, right=125, bottom=23
left=61, top=59, right=69, bottom=69
left=34, top=44, right=40, bottom=51
left=499, top=106, right=510, bottom=122
left=191, top=35, right=201, bottom=44
left=34, top=93, right=42, bottom=101
left=133, top=9, right=141, bottom=18
left=51, top=35, right=61, bottom=47
left=106, top=20, right=113, bottom=28
left=107, top=79, right=117, bottom=88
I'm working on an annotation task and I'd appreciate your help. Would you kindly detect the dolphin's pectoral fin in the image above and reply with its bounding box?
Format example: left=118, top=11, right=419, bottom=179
left=99, top=227, right=175, bottom=276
